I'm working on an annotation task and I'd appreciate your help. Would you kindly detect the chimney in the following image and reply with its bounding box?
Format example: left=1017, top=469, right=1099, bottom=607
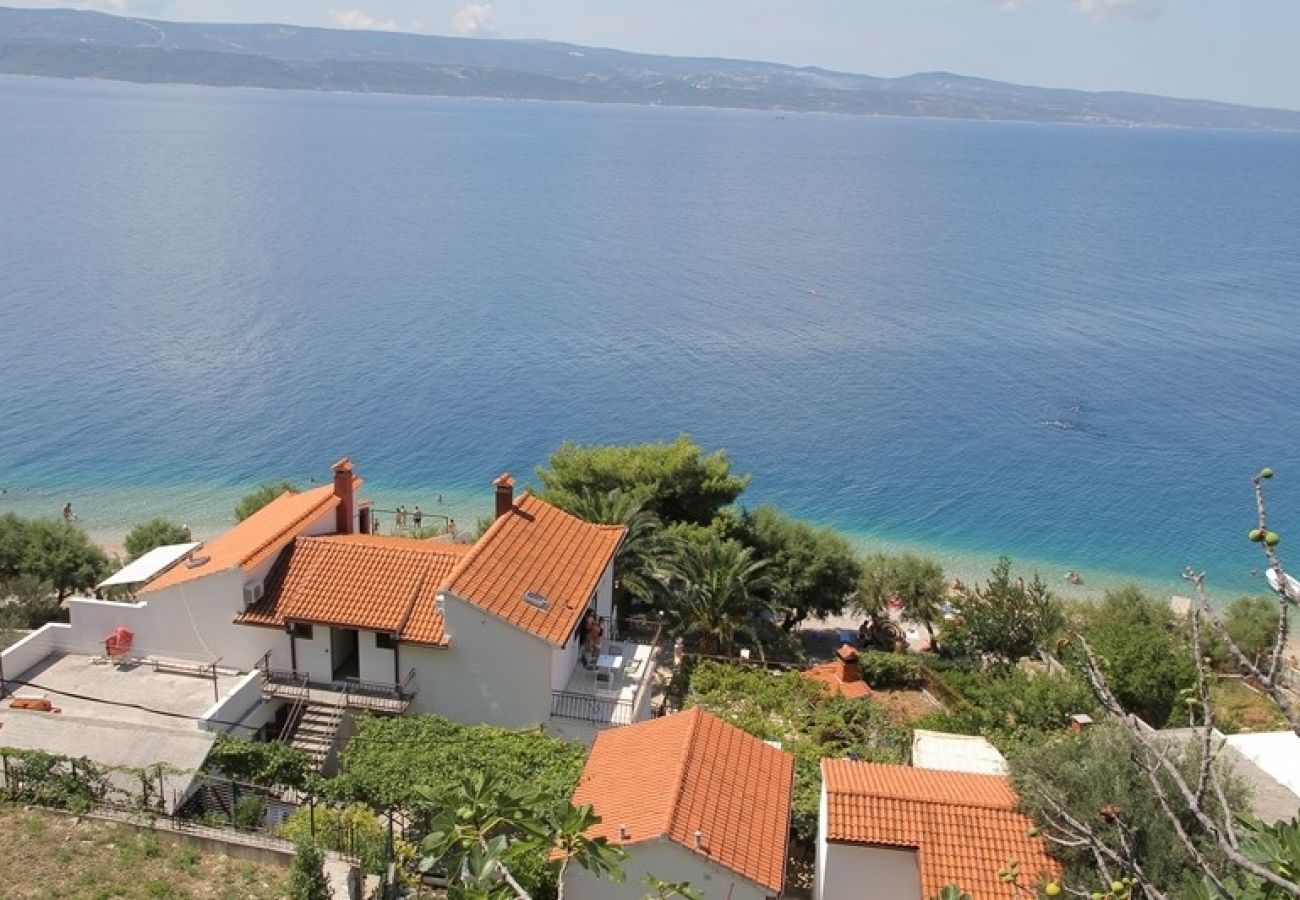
left=333, top=458, right=355, bottom=534
left=493, top=473, right=515, bottom=519
left=836, top=644, right=862, bottom=683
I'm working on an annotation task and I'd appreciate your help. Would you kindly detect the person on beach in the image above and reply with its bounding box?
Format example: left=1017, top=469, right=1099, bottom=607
left=396, top=505, right=406, bottom=529
left=62, top=502, right=76, bottom=522
left=413, top=506, right=423, bottom=529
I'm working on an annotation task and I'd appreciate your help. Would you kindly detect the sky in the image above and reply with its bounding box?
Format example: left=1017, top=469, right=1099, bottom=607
left=14, top=0, right=1300, bottom=110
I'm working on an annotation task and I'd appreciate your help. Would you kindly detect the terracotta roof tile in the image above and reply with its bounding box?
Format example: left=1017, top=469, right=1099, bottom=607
left=442, top=493, right=624, bottom=646
left=571, top=708, right=793, bottom=893
left=821, top=760, right=1059, bottom=898
left=141, top=483, right=345, bottom=594
left=238, top=534, right=467, bottom=645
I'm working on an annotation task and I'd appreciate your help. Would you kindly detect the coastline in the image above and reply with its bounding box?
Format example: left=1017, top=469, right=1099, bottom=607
left=1, top=478, right=1262, bottom=608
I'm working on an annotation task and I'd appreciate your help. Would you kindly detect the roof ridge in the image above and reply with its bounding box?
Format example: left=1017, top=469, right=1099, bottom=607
left=239, top=484, right=339, bottom=570
left=664, top=707, right=706, bottom=839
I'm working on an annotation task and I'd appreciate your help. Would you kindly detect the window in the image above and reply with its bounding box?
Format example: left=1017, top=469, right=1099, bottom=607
left=376, top=632, right=397, bottom=650
left=291, top=622, right=313, bottom=640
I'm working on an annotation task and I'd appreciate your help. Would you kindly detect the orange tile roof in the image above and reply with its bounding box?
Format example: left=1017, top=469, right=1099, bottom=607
left=442, top=492, right=624, bottom=646
left=802, top=661, right=872, bottom=700
left=571, top=707, right=793, bottom=893
left=821, top=759, right=1060, bottom=898
left=141, top=483, right=347, bottom=594
left=238, top=533, right=468, bottom=646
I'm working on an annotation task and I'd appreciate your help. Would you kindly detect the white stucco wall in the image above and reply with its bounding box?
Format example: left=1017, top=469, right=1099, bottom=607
left=199, top=670, right=268, bottom=737
left=595, top=562, right=614, bottom=624
left=816, top=782, right=921, bottom=900
left=58, top=570, right=283, bottom=671
left=400, top=592, right=553, bottom=727
left=292, top=625, right=333, bottom=682
left=565, top=837, right=772, bottom=900
left=551, top=627, right=583, bottom=691
left=359, top=631, right=398, bottom=685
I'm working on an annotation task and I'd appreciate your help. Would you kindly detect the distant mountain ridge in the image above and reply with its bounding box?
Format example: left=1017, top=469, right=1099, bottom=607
left=2, top=6, right=1298, bottom=131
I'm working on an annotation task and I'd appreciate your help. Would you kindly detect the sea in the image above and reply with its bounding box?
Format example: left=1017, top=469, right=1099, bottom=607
left=2, top=75, right=1298, bottom=605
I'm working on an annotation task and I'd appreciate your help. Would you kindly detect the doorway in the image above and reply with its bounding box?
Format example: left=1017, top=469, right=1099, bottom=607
left=330, top=628, right=359, bottom=681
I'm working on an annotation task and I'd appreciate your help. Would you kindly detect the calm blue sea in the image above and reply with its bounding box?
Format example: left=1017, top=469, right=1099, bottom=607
left=2, top=76, right=1298, bottom=601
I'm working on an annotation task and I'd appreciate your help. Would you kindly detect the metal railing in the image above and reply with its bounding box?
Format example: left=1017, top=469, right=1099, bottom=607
left=260, top=667, right=415, bottom=713
left=550, top=689, right=636, bottom=726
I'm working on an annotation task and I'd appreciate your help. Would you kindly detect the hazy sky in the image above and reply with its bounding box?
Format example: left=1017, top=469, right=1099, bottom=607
left=16, top=1, right=1300, bottom=110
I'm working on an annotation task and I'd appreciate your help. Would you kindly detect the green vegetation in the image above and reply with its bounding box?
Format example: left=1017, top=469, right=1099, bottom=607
left=1008, top=723, right=1247, bottom=893
left=123, top=517, right=192, bottom=562
left=288, top=838, right=332, bottom=900
left=683, top=660, right=908, bottom=842
left=942, top=556, right=1063, bottom=665
left=208, top=733, right=315, bottom=792
left=0, top=511, right=109, bottom=603
left=921, top=666, right=1098, bottom=747
left=1223, top=594, right=1282, bottom=664
left=1078, top=585, right=1196, bottom=726
left=0, top=807, right=288, bottom=900
left=856, top=650, right=923, bottom=689
left=278, top=803, right=399, bottom=876
left=234, top=480, right=298, bottom=521
left=660, top=536, right=771, bottom=655
left=536, top=434, right=749, bottom=526
left=736, top=505, right=862, bottom=631
left=856, top=552, right=947, bottom=640
left=416, top=772, right=626, bottom=900
left=331, top=714, right=585, bottom=813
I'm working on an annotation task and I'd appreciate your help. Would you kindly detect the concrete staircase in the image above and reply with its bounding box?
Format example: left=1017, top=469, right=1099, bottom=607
left=287, top=702, right=345, bottom=771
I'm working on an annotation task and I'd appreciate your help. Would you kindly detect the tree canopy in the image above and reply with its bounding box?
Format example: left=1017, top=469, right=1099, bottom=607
left=661, top=536, right=770, bottom=655
left=0, top=514, right=110, bottom=601
left=1080, top=585, right=1197, bottom=726
left=1223, top=594, right=1281, bottom=664
left=536, top=435, right=750, bottom=526
left=736, top=506, right=862, bottom=631
left=234, top=481, right=298, bottom=522
left=856, top=552, right=948, bottom=639
left=123, top=517, right=192, bottom=562
left=944, top=556, right=1062, bottom=664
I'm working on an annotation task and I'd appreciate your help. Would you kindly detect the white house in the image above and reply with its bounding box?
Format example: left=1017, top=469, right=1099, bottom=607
left=2, top=459, right=662, bottom=772
left=815, top=759, right=1058, bottom=900
left=564, top=707, right=793, bottom=900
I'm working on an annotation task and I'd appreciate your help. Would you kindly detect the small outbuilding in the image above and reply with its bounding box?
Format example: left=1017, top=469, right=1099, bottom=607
left=564, top=707, right=794, bottom=900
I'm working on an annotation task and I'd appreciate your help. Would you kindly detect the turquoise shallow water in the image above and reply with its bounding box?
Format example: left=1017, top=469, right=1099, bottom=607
left=1, top=76, right=1298, bottom=604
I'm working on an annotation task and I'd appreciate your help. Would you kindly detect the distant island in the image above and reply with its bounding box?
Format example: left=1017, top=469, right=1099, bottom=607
left=2, top=6, right=1300, bottom=131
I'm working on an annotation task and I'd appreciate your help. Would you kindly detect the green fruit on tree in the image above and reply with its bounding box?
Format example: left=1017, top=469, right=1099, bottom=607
left=1092, top=894, right=1104, bottom=900
left=1045, top=883, right=1062, bottom=897
left=1111, top=882, right=1125, bottom=894
left=1027, top=825, right=1040, bottom=837
left=1265, top=531, right=1281, bottom=546
left=1249, top=529, right=1265, bottom=542
left=1261, top=467, right=1274, bottom=479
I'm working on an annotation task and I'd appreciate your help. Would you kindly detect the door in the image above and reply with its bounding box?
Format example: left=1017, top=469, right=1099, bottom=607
left=330, top=627, right=360, bottom=681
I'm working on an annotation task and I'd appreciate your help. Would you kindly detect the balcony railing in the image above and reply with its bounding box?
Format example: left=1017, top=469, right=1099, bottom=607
left=260, top=667, right=416, bottom=714
left=550, top=689, right=636, bottom=726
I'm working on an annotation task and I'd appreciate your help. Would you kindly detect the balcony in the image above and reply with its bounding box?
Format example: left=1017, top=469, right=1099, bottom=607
left=260, top=667, right=416, bottom=715
left=550, top=625, right=663, bottom=728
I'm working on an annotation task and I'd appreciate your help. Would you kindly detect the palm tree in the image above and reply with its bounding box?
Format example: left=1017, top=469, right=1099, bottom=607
left=558, top=488, right=673, bottom=616
left=662, top=536, right=770, bottom=656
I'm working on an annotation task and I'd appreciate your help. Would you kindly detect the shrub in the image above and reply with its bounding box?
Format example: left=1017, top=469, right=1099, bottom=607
left=233, top=795, right=267, bottom=831
left=857, top=650, right=922, bottom=689
left=288, top=838, right=333, bottom=900
left=277, top=804, right=390, bottom=875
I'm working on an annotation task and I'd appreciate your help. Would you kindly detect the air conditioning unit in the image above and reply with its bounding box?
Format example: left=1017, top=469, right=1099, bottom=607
left=243, top=581, right=265, bottom=607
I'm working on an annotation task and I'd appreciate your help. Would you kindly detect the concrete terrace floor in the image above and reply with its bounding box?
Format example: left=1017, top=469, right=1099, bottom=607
left=8, top=652, right=240, bottom=727
left=0, top=653, right=239, bottom=811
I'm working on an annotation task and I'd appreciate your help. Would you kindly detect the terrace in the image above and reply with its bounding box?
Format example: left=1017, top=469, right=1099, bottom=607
left=550, top=619, right=664, bottom=729
left=0, top=646, right=254, bottom=812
